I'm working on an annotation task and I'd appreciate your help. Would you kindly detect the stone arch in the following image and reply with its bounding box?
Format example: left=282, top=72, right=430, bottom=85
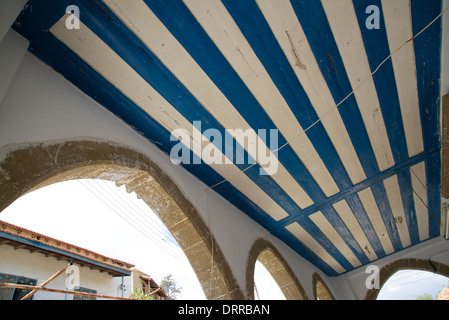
left=365, top=258, right=449, bottom=300
left=0, top=138, right=244, bottom=300
left=246, top=238, right=308, bottom=300
left=312, top=272, right=335, bottom=300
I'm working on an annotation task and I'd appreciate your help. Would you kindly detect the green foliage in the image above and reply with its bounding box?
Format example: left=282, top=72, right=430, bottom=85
left=160, top=274, right=182, bottom=300
left=415, top=293, right=436, bottom=300
left=415, top=281, right=449, bottom=300
left=129, top=288, right=153, bottom=300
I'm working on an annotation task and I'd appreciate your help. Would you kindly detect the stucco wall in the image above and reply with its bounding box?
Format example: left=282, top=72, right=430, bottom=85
left=0, top=244, right=123, bottom=299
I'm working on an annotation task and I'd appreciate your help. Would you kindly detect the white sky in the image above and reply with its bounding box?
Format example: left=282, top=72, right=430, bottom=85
left=1, top=178, right=447, bottom=300
left=377, top=269, right=449, bottom=300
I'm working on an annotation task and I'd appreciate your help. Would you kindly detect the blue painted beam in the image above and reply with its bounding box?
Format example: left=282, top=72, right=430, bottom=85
left=277, top=147, right=440, bottom=228
left=411, top=0, right=443, bottom=239
left=289, top=0, right=380, bottom=179
left=221, top=0, right=353, bottom=193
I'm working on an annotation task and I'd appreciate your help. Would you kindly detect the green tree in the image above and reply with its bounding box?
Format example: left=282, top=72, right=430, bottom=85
left=415, top=293, right=436, bottom=300
left=415, top=281, right=449, bottom=300
left=129, top=288, right=153, bottom=300
left=160, top=274, right=182, bottom=300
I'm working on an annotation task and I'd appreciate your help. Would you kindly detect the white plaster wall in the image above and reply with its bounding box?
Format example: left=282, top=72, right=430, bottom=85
left=0, top=29, right=28, bottom=106
left=0, top=0, right=27, bottom=44
left=113, top=274, right=132, bottom=298
left=0, top=244, right=123, bottom=300
left=0, top=30, right=323, bottom=299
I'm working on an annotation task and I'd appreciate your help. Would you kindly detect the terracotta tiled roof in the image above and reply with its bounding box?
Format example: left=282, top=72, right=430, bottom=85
left=0, top=220, right=135, bottom=276
left=139, top=272, right=168, bottom=297
left=438, top=288, right=449, bottom=300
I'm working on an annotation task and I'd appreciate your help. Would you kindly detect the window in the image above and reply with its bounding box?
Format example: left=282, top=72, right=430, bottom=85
left=73, top=286, right=97, bottom=300
left=0, top=272, right=37, bottom=300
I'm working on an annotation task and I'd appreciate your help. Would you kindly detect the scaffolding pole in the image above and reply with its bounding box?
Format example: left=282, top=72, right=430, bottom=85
left=20, top=262, right=72, bottom=300
left=0, top=283, right=134, bottom=300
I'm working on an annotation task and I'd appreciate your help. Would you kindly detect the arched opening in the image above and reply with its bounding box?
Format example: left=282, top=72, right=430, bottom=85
left=253, top=256, right=286, bottom=300
left=0, top=178, right=206, bottom=299
left=0, top=139, right=244, bottom=300
left=312, top=272, right=335, bottom=300
left=365, top=258, right=449, bottom=300
left=246, top=238, right=308, bottom=300
left=377, top=269, right=449, bottom=300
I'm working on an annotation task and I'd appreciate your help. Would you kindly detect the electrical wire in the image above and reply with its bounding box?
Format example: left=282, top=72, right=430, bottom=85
left=201, top=5, right=449, bottom=298
left=102, top=180, right=173, bottom=236
left=205, top=5, right=449, bottom=192
left=81, top=179, right=169, bottom=245
left=83, top=180, right=189, bottom=266
left=88, top=179, right=179, bottom=250
left=397, top=170, right=442, bottom=227
left=81, top=179, right=185, bottom=260
left=385, top=270, right=427, bottom=284
left=204, top=188, right=215, bottom=299
left=97, top=179, right=179, bottom=248
left=254, top=281, right=260, bottom=300
left=382, top=273, right=445, bottom=291
left=78, top=179, right=190, bottom=266
left=79, top=180, right=173, bottom=257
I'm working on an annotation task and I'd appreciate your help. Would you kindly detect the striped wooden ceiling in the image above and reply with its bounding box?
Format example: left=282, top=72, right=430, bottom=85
left=13, top=0, right=444, bottom=276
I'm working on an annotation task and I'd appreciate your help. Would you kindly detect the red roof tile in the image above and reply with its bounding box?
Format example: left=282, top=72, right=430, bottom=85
left=0, top=220, right=135, bottom=275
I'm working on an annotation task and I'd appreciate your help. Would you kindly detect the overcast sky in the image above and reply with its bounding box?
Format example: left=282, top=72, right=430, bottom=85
left=0, top=178, right=447, bottom=300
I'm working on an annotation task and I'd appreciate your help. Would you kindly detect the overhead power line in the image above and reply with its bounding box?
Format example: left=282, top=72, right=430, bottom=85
left=80, top=179, right=188, bottom=265
left=91, top=179, right=179, bottom=248
left=77, top=179, right=189, bottom=266
left=383, top=273, right=444, bottom=291
left=98, top=179, right=179, bottom=247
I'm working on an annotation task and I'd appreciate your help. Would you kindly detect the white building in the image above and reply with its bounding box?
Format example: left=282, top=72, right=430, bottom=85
left=0, top=220, right=165, bottom=300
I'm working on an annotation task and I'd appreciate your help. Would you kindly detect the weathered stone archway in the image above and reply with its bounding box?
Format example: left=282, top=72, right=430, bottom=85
left=365, top=258, right=449, bottom=300
left=246, top=238, right=308, bottom=300
left=0, top=138, right=244, bottom=300
left=312, top=272, right=335, bottom=300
